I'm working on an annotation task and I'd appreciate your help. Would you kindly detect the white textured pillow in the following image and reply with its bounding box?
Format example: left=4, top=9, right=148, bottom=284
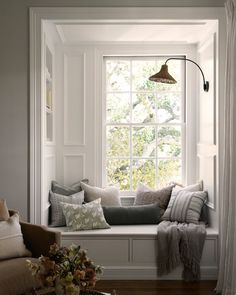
left=81, top=182, right=121, bottom=206
left=0, top=213, right=31, bottom=260
left=61, top=199, right=110, bottom=230
left=171, top=181, right=203, bottom=195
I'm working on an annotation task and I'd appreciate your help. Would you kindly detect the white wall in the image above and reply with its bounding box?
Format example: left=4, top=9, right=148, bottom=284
left=0, top=1, right=225, bottom=221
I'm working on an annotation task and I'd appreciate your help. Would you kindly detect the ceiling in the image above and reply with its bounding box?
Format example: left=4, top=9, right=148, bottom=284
left=55, top=20, right=216, bottom=44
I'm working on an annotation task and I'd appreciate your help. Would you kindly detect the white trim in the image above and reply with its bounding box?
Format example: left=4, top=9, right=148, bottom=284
left=55, top=24, right=66, bottom=44
left=63, top=52, right=86, bottom=146
left=29, top=7, right=225, bottom=223
left=30, top=8, right=43, bottom=224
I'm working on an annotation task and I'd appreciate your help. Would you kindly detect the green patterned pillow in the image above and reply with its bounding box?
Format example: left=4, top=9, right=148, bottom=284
left=60, top=199, right=110, bottom=230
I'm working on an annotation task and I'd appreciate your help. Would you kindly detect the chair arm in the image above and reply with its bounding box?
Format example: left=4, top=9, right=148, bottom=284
left=20, top=221, right=61, bottom=258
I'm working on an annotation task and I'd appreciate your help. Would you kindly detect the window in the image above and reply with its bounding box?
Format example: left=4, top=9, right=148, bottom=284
left=104, top=56, right=185, bottom=193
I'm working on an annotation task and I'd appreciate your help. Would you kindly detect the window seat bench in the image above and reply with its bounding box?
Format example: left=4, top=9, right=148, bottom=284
left=50, top=225, right=218, bottom=280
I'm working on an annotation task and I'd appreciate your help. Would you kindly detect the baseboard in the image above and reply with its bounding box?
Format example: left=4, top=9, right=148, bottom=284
left=101, top=266, right=218, bottom=280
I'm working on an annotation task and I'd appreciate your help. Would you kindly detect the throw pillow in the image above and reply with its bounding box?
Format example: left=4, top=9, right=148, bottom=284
left=80, top=182, right=121, bottom=206
left=49, top=190, right=84, bottom=227
left=51, top=179, right=89, bottom=196
left=134, top=183, right=174, bottom=215
left=171, top=180, right=203, bottom=196
left=61, top=199, right=110, bottom=230
left=0, top=199, right=10, bottom=221
left=102, top=203, right=161, bottom=225
left=162, top=190, right=208, bottom=224
left=0, top=213, right=31, bottom=260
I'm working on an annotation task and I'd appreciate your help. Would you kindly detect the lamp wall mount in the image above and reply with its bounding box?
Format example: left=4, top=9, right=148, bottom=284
left=149, top=57, right=209, bottom=92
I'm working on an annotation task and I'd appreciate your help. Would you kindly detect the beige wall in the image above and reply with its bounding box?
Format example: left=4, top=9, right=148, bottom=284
left=0, top=0, right=225, bottom=221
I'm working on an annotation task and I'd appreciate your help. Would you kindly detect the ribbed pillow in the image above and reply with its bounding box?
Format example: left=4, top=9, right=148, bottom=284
left=49, top=190, right=84, bottom=227
left=103, top=203, right=161, bottom=225
left=51, top=179, right=88, bottom=196
left=162, top=190, right=208, bottom=224
left=0, top=213, right=31, bottom=260
left=81, top=182, right=121, bottom=206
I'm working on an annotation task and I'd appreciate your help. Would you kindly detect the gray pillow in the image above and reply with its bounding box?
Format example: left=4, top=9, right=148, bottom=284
left=162, top=190, right=208, bottom=224
left=134, top=183, right=174, bottom=215
left=51, top=179, right=88, bottom=196
left=49, top=190, right=84, bottom=227
left=61, top=199, right=110, bottom=231
left=102, top=203, right=161, bottom=225
left=81, top=182, right=121, bottom=206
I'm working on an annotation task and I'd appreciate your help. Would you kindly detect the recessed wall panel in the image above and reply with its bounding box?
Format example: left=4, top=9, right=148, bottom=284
left=64, top=53, right=85, bottom=146
left=64, top=154, right=85, bottom=185
left=199, top=35, right=216, bottom=145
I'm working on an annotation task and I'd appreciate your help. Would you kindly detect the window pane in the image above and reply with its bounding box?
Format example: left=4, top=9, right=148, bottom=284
left=157, top=93, right=181, bottom=123
left=107, top=93, right=130, bottom=123
left=132, top=60, right=156, bottom=91
left=106, top=126, right=130, bottom=157
left=132, top=93, right=156, bottom=123
left=107, top=159, right=130, bottom=191
left=157, top=126, right=181, bottom=157
left=105, top=57, right=184, bottom=192
left=157, top=159, right=181, bottom=188
left=132, top=159, right=156, bottom=190
left=155, top=59, right=182, bottom=92
left=106, top=60, right=130, bottom=91
left=132, top=126, right=156, bottom=157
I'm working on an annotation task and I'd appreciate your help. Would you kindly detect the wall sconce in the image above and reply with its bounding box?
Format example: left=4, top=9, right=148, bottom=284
left=149, top=57, right=209, bottom=92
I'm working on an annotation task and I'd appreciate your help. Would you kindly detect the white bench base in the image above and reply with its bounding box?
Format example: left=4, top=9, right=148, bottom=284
left=51, top=225, right=218, bottom=280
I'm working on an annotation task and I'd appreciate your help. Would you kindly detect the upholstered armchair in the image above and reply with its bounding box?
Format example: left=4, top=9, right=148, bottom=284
left=0, top=210, right=61, bottom=295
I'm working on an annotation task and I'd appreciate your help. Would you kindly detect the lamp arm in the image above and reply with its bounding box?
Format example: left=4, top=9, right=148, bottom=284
left=165, top=57, right=209, bottom=92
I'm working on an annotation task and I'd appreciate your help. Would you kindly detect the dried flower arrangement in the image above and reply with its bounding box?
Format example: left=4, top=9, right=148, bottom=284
left=27, top=244, right=103, bottom=295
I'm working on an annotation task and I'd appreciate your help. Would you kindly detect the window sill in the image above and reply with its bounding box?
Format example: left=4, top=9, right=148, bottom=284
left=120, top=196, right=135, bottom=206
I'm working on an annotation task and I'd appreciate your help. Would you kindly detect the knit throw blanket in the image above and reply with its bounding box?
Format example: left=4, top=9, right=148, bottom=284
left=157, top=221, right=206, bottom=281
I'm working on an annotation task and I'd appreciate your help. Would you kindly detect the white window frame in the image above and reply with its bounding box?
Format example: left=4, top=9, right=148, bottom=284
left=103, top=55, right=186, bottom=195
left=93, top=43, right=198, bottom=195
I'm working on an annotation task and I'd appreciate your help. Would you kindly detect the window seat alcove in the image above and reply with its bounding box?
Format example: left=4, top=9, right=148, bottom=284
left=49, top=224, right=218, bottom=280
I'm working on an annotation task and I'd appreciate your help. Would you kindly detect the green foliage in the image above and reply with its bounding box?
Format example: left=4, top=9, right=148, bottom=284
left=132, top=160, right=156, bottom=190
left=107, top=159, right=130, bottom=190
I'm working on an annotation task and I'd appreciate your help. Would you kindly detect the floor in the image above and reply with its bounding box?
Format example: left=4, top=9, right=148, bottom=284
left=96, top=280, right=217, bottom=295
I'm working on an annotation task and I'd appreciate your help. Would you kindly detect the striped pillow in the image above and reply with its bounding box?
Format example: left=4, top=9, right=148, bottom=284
left=162, top=190, right=207, bottom=224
